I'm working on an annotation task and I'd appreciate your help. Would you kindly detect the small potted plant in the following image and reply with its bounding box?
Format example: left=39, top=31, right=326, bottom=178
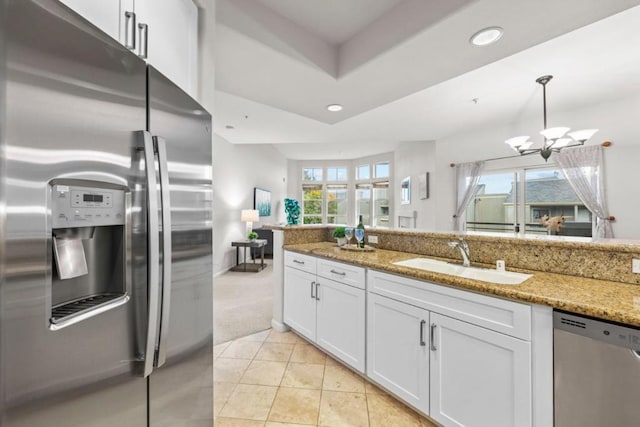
left=332, top=226, right=347, bottom=246
left=247, top=231, right=258, bottom=241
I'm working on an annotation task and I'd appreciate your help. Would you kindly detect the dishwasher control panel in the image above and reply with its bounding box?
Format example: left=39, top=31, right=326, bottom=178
left=554, top=311, right=640, bottom=351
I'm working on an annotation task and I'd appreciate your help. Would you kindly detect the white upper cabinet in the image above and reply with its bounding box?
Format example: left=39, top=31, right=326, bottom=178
left=59, top=0, right=198, bottom=98
left=134, top=0, right=198, bottom=96
left=58, top=0, right=122, bottom=41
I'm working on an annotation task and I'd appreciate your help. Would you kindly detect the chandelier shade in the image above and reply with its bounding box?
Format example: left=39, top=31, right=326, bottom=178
left=505, top=75, right=598, bottom=161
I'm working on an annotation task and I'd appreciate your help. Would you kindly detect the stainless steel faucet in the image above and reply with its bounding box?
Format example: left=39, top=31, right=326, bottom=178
left=448, top=238, right=471, bottom=267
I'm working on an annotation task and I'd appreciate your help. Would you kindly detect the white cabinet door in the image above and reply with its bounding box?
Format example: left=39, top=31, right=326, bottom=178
left=283, top=267, right=317, bottom=341
left=430, top=313, right=532, bottom=427
left=367, top=293, right=430, bottom=414
left=135, top=0, right=198, bottom=96
left=58, top=0, right=121, bottom=42
left=316, top=278, right=365, bottom=373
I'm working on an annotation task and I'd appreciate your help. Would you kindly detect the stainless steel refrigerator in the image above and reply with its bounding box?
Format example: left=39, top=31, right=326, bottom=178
left=0, top=1, right=213, bottom=426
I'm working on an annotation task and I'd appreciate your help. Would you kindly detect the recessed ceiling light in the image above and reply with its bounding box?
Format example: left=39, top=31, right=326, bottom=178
left=470, top=26, right=504, bottom=46
left=326, top=104, right=343, bottom=112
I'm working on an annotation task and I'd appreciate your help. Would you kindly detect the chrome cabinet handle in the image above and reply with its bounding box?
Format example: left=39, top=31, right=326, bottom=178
left=310, top=281, right=315, bottom=299
left=124, top=11, right=136, bottom=50
left=430, top=323, right=437, bottom=351
left=330, top=269, right=346, bottom=276
left=140, top=131, right=160, bottom=378
left=315, top=282, right=320, bottom=301
left=419, top=320, right=426, bottom=346
left=154, top=137, right=172, bottom=368
left=293, top=259, right=304, bottom=265
left=138, top=23, right=148, bottom=59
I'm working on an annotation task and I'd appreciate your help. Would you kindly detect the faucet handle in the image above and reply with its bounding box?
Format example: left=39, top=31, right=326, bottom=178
left=459, top=237, right=469, bottom=249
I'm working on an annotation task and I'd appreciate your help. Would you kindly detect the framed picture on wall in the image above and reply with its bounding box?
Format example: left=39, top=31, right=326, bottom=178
left=418, top=172, right=429, bottom=199
left=254, top=187, right=272, bottom=217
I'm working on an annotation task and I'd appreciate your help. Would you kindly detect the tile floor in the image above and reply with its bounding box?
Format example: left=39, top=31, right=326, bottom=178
left=214, top=329, right=439, bottom=427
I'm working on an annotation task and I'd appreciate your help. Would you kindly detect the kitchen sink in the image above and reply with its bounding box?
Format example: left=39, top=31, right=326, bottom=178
left=392, top=258, right=532, bottom=285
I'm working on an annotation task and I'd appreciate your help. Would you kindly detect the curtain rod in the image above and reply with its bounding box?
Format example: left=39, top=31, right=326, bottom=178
left=449, top=140, right=612, bottom=168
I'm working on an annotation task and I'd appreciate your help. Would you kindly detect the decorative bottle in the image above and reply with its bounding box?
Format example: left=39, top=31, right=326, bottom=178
left=356, top=215, right=366, bottom=248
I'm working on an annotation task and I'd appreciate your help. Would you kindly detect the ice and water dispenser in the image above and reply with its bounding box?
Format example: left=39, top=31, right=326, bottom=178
left=50, top=182, right=129, bottom=327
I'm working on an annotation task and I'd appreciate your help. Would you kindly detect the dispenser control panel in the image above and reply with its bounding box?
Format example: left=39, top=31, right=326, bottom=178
left=52, top=184, right=125, bottom=228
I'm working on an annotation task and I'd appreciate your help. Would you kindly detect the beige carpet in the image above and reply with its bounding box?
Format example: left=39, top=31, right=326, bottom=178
left=213, top=260, right=274, bottom=345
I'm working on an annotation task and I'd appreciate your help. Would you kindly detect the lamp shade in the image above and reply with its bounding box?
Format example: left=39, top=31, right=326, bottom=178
left=241, top=209, right=259, bottom=222
left=540, top=127, right=570, bottom=140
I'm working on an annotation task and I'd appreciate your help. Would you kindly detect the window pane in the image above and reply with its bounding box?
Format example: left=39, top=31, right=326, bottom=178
left=304, top=216, right=323, bottom=224
left=303, top=200, right=322, bottom=214
left=355, top=183, right=371, bottom=226
left=373, top=181, right=389, bottom=227
left=375, top=162, right=389, bottom=178
left=465, top=172, right=519, bottom=233
left=303, top=168, right=322, bottom=181
left=523, top=169, right=592, bottom=237
left=326, top=167, right=348, bottom=182
left=327, top=184, right=347, bottom=224
left=356, top=165, right=370, bottom=180
left=302, top=184, right=323, bottom=222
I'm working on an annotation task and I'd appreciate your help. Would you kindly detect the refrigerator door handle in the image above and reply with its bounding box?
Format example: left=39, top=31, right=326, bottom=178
left=141, top=131, right=161, bottom=378
left=154, top=136, right=172, bottom=368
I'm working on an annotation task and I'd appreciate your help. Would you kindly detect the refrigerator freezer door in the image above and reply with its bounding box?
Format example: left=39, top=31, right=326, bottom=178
left=147, top=67, right=213, bottom=426
left=1, top=1, right=148, bottom=425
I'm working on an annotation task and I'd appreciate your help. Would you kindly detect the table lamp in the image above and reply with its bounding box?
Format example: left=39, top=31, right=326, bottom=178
left=241, top=209, right=259, bottom=237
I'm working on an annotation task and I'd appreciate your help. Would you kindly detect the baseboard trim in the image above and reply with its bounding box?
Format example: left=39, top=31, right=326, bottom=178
left=271, top=319, right=290, bottom=332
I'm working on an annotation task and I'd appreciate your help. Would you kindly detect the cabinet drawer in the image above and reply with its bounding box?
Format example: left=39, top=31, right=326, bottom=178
left=284, top=251, right=317, bottom=275
left=317, top=258, right=365, bottom=290
left=368, top=270, right=531, bottom=340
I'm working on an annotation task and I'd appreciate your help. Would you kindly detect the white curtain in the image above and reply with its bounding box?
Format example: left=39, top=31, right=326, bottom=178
left=453, top=161, right=485, bottom=231
left=555, top=145, right=613, bottom=238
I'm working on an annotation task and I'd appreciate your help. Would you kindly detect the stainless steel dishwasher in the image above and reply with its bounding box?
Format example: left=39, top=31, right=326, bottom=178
left=554, top=310, right=640, bottom=427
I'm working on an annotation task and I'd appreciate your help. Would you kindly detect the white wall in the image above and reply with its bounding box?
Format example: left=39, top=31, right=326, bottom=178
left=213, top=134, right=288, bottom=275
left=430, top=94, right=640, bottom=238
left=393, top=141, right=436, bottom=229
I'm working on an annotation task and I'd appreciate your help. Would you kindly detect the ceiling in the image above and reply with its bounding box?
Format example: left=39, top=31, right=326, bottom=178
left=214, top=0, right=640, bottom=159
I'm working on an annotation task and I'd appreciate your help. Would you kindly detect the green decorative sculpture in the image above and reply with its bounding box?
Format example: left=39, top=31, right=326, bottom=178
left=284, top=198, right=301, bottom=225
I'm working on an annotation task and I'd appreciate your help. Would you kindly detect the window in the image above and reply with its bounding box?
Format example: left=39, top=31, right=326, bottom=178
left=326, top=184, right=347, bottom=224
left=375, top=162, right=390, bottom=178
left=356, top=165, right=370, bottom=180
left=355, top=183, right=371, bottom=225
left=327, top=167, right=347, bottom=181
left=465, top=167, right=593, bottom=237
left=303, top=168, right=323, bottom=181
left=353, top=158, right=392, bottom=227
left=373, top=181, right=389, bottom=227
left=466, top=171, right=519, bottom=233
left=302, top=184, right=323, bottom=224
left=300, top=166, right=348, bottom=224
left=522, top=169, right=592, bottom=236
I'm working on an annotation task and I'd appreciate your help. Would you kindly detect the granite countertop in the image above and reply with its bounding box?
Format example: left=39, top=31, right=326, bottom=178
left=284, top=242, right=640, bottom=327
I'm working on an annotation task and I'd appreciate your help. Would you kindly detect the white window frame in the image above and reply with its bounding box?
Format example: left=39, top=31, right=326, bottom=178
left=463, top=163, right=595, bottom=236
left=300, top=165, right=349, bottom=224
left=354, top=157, right=392, bottom=228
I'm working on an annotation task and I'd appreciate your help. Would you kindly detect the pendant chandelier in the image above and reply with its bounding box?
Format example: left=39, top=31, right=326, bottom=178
left=505, top=75, right=598, bottom=162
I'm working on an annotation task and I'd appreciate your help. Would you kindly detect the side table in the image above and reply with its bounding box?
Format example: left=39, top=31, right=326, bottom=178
left=231, top=239, right=267, bottom=272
